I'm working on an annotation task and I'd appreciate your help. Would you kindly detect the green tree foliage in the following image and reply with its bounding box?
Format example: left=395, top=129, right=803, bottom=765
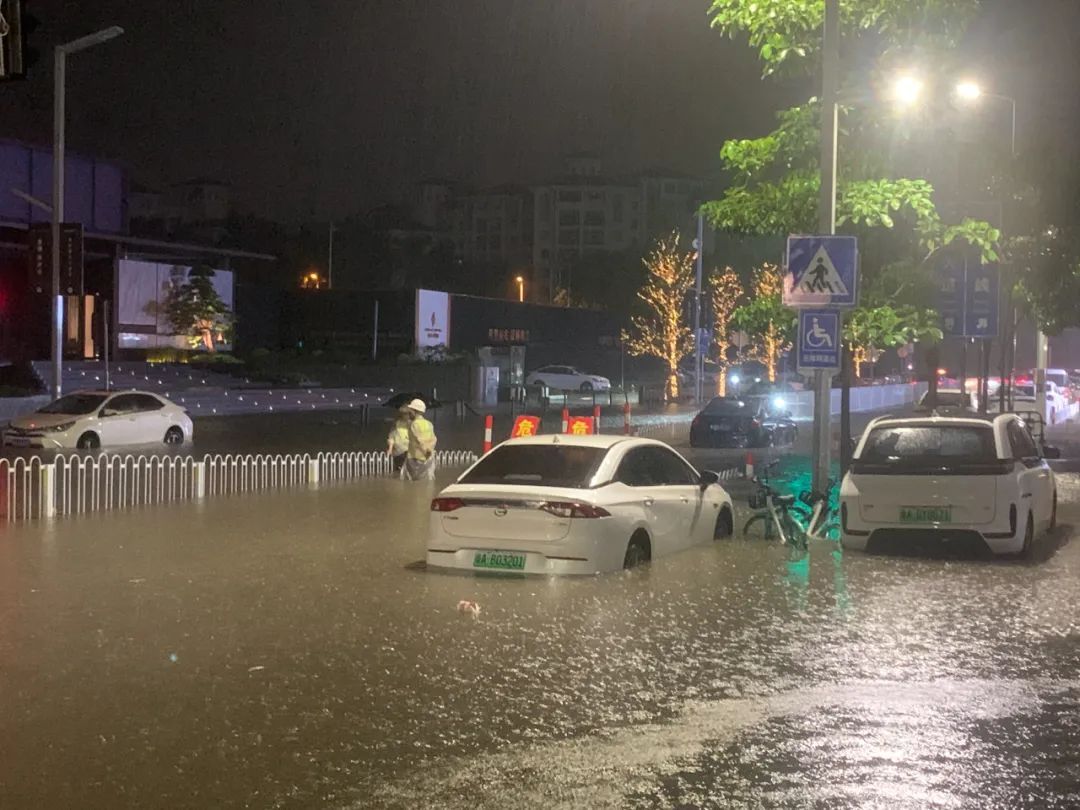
left=844, top=304, right=941, bottom=376
left=730, top=265, right=796, bottom=381
left=163, top=265, right=234, bottom=352
left=703, top=0, right=1001, bottom=352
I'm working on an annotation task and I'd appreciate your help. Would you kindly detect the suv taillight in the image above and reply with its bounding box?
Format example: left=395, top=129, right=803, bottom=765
left=541, top=501, right=611, bottom=519
left=431, top=497, right=464, bottom=512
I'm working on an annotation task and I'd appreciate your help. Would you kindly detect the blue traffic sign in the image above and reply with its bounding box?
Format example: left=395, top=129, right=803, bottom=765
left=785, top=235, right=858, bottom=308
left=797, top=309, right=841, bottom=371
left=965, top=260, right=999, bottom=338
left=933, top=249, right=1000, bottom=338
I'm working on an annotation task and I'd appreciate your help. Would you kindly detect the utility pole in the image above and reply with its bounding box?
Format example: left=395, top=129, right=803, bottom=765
left=812, top=0, right=840, bottom=493
left=693, top=211, right=705, bottom=403
left=327, top=220, right=335, bottom=290
left=51, top=26, right=123, bottom=400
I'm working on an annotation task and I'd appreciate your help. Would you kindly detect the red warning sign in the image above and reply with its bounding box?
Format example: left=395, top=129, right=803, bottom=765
left=510, top=415, right=541, bottom=438
left=565, top=416, right=594, bottom=436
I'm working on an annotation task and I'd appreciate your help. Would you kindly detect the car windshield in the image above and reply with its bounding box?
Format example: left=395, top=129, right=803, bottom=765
left=459, top=444, right=606, bottom=488
left=858, top=424, right=997, bottom=468
left=37, top=393, right=108, bottom=415
left=702, top=398, right=748, bottom=415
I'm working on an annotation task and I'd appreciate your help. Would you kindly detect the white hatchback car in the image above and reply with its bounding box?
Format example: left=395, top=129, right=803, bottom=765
left=427, top=434, right=734, bottom=575
left=525, top=365, right=612, bottom=392
left=841, top=414, right=1058, bottom=556
left=3, top=390, right=194, bottom=450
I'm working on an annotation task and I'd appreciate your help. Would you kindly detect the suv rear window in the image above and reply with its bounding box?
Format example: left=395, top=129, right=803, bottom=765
left=855, top=424, right=998, bottom=472
left=702, top=398, right=748, bottom=415
left=460, top=445, right=606, bottom=488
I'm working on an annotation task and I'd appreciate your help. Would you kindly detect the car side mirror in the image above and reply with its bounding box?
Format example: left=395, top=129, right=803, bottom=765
left=699, top=470, right=720, bottom=488
left=100, top=407, right=117, bottom=418
left=1043, top=445, right=1062, bottom=460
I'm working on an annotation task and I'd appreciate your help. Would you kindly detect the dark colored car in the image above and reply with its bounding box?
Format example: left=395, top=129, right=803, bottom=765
left=689, top=397, right=798, bottom=449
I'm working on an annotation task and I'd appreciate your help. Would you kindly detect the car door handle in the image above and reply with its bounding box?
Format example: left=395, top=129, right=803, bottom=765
left=1021, top=493, right=1033, bottom=499
left=680, top=496, right=690, bottom=503
left=643, top=498, right=654, bottom=506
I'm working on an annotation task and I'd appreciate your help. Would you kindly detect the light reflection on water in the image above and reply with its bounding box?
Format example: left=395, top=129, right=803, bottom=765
left=0, top=472, right=1077, bottom=808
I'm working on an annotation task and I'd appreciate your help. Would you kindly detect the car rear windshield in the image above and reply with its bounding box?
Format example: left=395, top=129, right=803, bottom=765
left=459, top=445, right=606, bottom=488
left=702, top=398, right=748, bottom=415
left=855, top=424, right=998, bottom=471
left=38, top=393, right=108, bottom=415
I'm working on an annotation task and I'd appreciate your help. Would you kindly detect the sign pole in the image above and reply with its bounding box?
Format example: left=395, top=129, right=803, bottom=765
left=812, top=0, right=840, bottom=495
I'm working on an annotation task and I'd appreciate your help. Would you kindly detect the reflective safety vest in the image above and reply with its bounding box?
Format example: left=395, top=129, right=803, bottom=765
left=388, top=424, right=409, bottom=455
left=408, top=417, right=437, bottom=460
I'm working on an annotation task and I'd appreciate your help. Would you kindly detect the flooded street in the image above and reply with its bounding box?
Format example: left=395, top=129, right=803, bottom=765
left=1, top=470, right=1079, bottom=808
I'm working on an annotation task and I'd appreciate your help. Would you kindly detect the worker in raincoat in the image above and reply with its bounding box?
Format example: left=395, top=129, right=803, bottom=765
left=402, top=398, right=437, bottom=481
left=386, top=408, right=410, bottom=474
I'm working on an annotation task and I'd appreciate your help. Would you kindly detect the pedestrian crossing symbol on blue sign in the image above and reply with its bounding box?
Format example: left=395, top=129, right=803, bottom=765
left=784, top=235, right=858, bottom=308
left=797, top=309, right=841, bottom=371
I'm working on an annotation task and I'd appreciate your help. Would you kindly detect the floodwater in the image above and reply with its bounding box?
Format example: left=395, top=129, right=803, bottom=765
left=0, top=471, right=1079, bottom=808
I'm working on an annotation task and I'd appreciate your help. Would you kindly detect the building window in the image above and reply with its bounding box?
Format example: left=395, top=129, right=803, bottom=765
left=612, top=195, right=624, bottom=223
left=587, top=190, right=602, bottom=201
left=558, top=228, right=579, bottom=246
left=558, top=210, right=581, bottom=227
left=489, top=235, right=502, bottom=251
left=584, top=211, right=605, bottom=227
left=558, top=189, right=582, bottom=203
left=585, top=229, right=605, bottom=245
left=612, top=231, right=624, bottom=244
left=662, top=181, right=676, bottom=194
left=630, top=219, right=639, bottom=231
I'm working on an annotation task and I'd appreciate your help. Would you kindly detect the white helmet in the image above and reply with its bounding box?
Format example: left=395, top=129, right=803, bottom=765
left=407, top=398, right=427, bottom=414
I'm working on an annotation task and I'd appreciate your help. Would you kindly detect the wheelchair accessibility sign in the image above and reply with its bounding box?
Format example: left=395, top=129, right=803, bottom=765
left=797, top=310, right=841, bottom=371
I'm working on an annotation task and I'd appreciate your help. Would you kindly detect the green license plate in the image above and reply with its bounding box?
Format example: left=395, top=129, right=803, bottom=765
left=899, top=506, right=952, bottom=524
left=473, top=551, right=527, bottom=571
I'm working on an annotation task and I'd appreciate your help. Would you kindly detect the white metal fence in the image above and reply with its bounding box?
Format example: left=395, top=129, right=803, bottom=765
left=1, top=450, right=478, bottom=525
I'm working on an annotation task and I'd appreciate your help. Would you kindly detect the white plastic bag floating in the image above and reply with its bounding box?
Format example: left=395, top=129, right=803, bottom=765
left=456, top=600, right=481, bottom=620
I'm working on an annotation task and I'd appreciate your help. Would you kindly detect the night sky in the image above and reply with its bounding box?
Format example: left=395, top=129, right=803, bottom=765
left=4, top=0, right=1079, bottom=222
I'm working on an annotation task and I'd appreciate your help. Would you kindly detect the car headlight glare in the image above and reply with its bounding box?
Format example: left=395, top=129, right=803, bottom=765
left=46, top=421, right=76, bottom=433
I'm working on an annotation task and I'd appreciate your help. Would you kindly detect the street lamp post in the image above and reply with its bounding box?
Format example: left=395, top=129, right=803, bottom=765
left=51, top=26, right=124, bottom=400
left=811, top=0, right=840, bottom=494
left=956, top=82, right=1022, bottom=414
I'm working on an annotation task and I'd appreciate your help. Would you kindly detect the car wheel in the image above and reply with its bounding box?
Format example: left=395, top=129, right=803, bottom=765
left=580, top=381, right=594, bottom=392
left=714, top=508, right=734, bottom=539
left=623, top=532, right=651, bottom=569
left=164, top=426, right=185, bottom=445
left=76, top=432, right=100, bottom=450
left=1020, top=513, right=1035, bottom=559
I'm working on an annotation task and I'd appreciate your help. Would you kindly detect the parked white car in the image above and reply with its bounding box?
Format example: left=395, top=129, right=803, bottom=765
left=427, top=434, right=734, bottom=574
left=525, top=365, right=611, bottom=392
left=986, top=382, right=1068, bottom=424
left=3, top=390, right=193, bottom=450
left=841, top=414, right=1058, bottom=557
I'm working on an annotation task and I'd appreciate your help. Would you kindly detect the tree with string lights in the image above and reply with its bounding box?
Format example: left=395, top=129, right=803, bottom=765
left=622, top=232, right=695, bottom=400
left=708, top=267, right=744, bottom=396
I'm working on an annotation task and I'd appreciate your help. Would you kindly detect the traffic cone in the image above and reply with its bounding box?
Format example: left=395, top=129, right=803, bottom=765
left=745, top=451, right=754, bottom=479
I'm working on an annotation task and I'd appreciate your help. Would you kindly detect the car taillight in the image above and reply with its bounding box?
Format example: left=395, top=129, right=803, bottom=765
left=431, top=497, right=464, bottom=512
left=541, top=501, right=611, bottom=519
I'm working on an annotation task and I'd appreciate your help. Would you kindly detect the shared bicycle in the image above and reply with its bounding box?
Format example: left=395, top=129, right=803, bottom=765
left=742, top=461, right=840, bottom=549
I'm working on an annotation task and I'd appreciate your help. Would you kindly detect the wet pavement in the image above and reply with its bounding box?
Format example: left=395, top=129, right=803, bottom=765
left=1, top=462, right=1079, bottom=808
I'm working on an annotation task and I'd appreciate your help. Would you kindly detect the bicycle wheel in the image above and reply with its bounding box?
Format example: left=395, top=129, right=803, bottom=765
left=781, top=510, right=809, bottom=551
left=743, top=513, right=776, bottom=541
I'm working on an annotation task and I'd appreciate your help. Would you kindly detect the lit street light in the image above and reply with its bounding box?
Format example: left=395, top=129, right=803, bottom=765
left=891, top=74, right=923, bottom=106
left=956, top=79, right=982, bottom=101
left=515, top=275, right=524, bottom=303
left=52, top=25, right=124, bottom=400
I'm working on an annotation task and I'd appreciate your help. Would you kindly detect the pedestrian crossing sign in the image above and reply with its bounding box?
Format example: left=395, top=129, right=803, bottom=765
left=784, top=235, right=858, bottom=308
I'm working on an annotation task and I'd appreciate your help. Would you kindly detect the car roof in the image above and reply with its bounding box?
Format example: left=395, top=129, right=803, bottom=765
left=497, top=434, right=654, bottom=450
left=869, top=414, right=1003, bottom=429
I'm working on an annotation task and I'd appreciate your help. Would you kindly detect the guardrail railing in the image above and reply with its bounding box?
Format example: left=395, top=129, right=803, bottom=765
left=1, top=449, right=478, bottom=525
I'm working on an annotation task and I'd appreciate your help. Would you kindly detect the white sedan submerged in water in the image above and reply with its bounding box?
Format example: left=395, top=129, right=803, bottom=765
left=3, top=390, right=193, bottom=450
left=427, top=434, right=734, bottom=575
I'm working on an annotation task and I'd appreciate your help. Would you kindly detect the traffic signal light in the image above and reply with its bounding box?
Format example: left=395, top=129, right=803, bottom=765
left=0, top=1, right=41, bottom=81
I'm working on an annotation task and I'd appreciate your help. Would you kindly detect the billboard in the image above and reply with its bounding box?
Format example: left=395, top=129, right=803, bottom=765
left=415, top=289, right=450, bottom=352
left=117, top=259, right=234, bottom=350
